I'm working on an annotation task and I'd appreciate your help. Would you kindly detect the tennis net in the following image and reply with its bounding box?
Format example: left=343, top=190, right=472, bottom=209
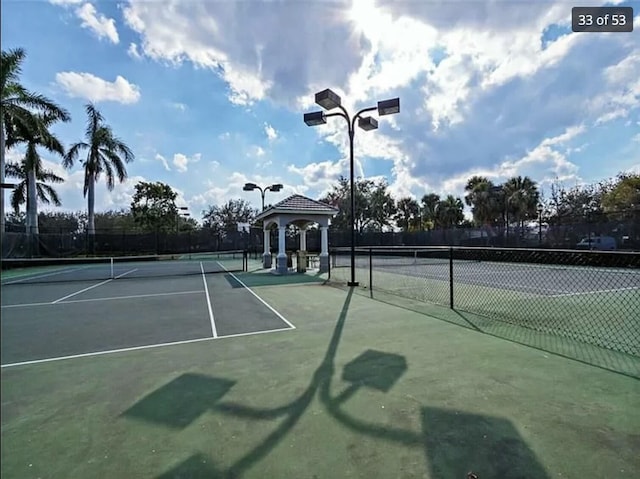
left=331, top=247, right=457, bottom=269
left=0, top=250, right=247, bottom=285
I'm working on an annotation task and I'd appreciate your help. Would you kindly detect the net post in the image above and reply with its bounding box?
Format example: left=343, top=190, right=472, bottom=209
left=110, top=257, right=115, bottom=279
left=369, top=247, right=373, bottom=298
left=449, top=247, right=454, bottom=309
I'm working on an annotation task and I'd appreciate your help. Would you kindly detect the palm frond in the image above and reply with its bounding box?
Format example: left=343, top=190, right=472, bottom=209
left=85, top=103, right=104, bottom=140
left=37, top=183, right=62, bottom=206
left=102, top=156, right=116, bottom=191
left=39, top=168, right=64, bottom=183
left=5, top=161, right=23, bottom=178
left=10, top=181, right=26, bottom=213
left=1, top=48, right=26, bottom=88
left=63, top=142, right=88, bottom=169
left=4, top=87, right=70, bottom=122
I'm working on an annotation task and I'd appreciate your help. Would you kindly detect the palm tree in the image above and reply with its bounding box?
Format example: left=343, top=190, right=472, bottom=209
left=1, top=48, right=70, bottom=233
left=436, top=195, right=465, bottom=228
left=464, top=176, right=498, bottom=226
left=394, top=197, right=419, bottom=232
left=503, top=176, right=539, bottom=235
left=420, top=193, right=440, bottom=230
left=5, top=161, right=64, bottom=215
left=6, top=113, right=66, bottom=234
left=63, top=104, right=134, bottom=243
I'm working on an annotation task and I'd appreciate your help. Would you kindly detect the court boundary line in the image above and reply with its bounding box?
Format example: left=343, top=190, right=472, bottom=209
left=0, top=326, right=294, bottom=369
left=2, top=265, right=93, bottom=285
left=1, top=290, right=204, bottom=309
left=50, top=269, right=138, bottom=304
left=549, top=286, right=640, bottom=298
left=219, top=262, right=296, bottom=330
left=201, top=262, right=218, bottom=338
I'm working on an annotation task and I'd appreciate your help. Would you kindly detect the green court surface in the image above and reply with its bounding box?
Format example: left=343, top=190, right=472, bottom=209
left=1, top=270, right=639, bottom=479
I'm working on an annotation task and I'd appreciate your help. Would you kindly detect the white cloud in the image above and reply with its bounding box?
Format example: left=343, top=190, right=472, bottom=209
left=122, top=1, right=365, bottom=106
left=218, top=132, right=231, bottom=140
left=172, top=153, right=201, bottom=173
left=128, top=42, right=142, bottom=60
left=155, top=153, right=170, bottom=171
left=170, top=102, right=187, bottom=111
left=75, top=3, right=119, bottom=44
left=55, top=72, right=141, bottom=104
left=264, top=123, right=278, bottom=141
left=191, top=172, right=291, bottom=210
left=248, top=146, right=265, bottom=157
left=288, top=159, right=348, bottom=195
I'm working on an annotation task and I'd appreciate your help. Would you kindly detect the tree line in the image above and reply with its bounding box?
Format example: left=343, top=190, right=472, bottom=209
left=8, top=171, right=638, bottom=240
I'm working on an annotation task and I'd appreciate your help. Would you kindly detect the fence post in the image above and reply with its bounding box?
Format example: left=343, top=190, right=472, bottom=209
left=449, top=247, right=454, bottom=309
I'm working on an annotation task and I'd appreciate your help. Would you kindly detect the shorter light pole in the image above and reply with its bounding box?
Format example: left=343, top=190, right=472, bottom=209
left=537, top=203, right=543, bottom=246
left=243, top=183, right=284, bottom=211
left=176, top=206, right=188, bottom=233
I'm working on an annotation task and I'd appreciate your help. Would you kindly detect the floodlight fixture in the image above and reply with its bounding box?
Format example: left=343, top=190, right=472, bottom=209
left=243, top=182, right=258, bottom=191
left=304, top=111, right=327, bottom=126
left=358, top=116, right=378, bottom=131
left=377, top=98, right=400, bottom=116
left=315, top=88, right=342, bottom=111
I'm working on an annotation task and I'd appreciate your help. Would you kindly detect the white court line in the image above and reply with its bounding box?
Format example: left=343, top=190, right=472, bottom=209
left=50, top=269, right=137, bottom=304
left=218, top=262, right=296, bottom=330
left=2, top=265, right=92, bottom=285
left=0, top=326, right=294, bottom=369
left=0, top=337, right=215, bottom=368
left=1, top=290, right=203, bottom=309
left=549, top=286, right=640, bottom=298
left=201, top=262, right=217, bottom=338
left=217, top=327, right=294, bottom=340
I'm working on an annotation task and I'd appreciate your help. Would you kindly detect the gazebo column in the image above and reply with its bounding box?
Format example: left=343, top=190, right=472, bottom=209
left=276, top=225, right=288, bottom=274
left=299, top=227, right=307, bottom=252
left=319, top=225, right=329, bottom=273
left=262, top=227, right=272, bottom=268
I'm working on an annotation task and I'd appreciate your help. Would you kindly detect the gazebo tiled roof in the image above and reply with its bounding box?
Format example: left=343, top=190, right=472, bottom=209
left=255, top=194, right=338, bottom=221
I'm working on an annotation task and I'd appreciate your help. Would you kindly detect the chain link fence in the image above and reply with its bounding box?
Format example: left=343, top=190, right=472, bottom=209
left=328, top=246, right=640, bottom=357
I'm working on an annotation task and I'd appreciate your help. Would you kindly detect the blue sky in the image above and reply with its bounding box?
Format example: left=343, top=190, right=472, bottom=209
left=2, top=0, right=639, bottom=222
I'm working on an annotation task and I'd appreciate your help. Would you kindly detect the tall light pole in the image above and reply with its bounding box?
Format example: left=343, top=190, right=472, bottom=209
left=303, top=89, right=400, bottom=286
left=243, top=182, right=284, bottom=211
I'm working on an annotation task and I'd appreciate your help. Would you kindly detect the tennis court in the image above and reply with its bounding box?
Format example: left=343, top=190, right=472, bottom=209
left=330, top=248, right=640, bottom=357
left=1, top=270, right=639, bottom=479
left=1, top=252, right=295, bottom=367
left=339, top=250, right=640, bottom=297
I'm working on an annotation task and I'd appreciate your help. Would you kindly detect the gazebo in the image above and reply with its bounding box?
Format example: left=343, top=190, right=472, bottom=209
left=255, top=194, right=338, bottom=274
